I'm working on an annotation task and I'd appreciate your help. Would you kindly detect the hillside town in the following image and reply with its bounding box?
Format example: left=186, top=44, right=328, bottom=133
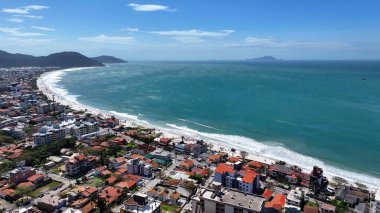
left=0, top=67, right=379, bottom=213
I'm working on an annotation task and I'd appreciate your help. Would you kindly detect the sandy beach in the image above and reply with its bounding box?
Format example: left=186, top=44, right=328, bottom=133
left=36, top=68, right=379, bottom=190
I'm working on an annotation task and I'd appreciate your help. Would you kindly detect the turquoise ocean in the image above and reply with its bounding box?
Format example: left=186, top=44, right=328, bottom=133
left=44, top=61, right=380, bottom=187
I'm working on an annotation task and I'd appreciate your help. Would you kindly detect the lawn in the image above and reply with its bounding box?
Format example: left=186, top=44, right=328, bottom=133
left=30, top=181, right=62, bottom=197
left=161, top=204, right=178, bottom=213
left=86, top=177, right=104, bottom=187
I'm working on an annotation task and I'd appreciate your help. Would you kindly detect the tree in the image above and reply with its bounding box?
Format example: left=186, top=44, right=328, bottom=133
left=240, top=150, right=249, bottom=159
left=16, top=186, right=32, bottom=200
left=355, top=182, right=367, bottom=189
left=332, top=176, right=347, bottom=186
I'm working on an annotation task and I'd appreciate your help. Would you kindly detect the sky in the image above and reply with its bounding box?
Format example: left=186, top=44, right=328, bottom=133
left=0, top=0, right=380, bottom=60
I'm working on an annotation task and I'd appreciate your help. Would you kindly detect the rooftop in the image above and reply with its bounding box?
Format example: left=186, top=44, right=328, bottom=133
left=200, top=188, right=265, bottom=212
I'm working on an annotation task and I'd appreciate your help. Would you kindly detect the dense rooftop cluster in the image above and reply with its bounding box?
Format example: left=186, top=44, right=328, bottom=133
left=0, top=67, right=379, bottom=213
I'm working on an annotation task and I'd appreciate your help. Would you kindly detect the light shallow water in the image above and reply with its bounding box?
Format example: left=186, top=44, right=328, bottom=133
left=42, top=61, right=380, bottom=187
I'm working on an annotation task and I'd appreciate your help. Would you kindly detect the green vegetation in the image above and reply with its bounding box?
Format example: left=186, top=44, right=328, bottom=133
left=86, top=177, right=104, bottom=187
left=161, top=204, right=178, bottom=213
left=127, top=141, right=137, bottom=149
left=0, top=138, right=76, bottom=173
left=29, top=181, right=62, bottom=197
left=0, top=134, right=13, bottom=144
left=189, top=174, right=204, bottom=183
left=355, top=182, right=368, bottom=189
left=331, top=199, right=349, bottom=213
left=306, top=201, right=319, bottom=207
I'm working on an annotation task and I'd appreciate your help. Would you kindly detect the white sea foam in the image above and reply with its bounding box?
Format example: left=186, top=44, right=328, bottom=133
left=38, top=68, right=380, bottom=189
left=163, top=123, right=380, bottom=189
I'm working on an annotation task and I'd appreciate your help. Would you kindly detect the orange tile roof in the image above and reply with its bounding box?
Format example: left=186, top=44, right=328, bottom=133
left=116, top=180, right=137, bottom=189
left=81, top=201, right=97, bottom=213
left=17, top=181, right=34, bottom=188
left=106, top=175, right=117, bottom=185
left=228, top=156, right=240, bottom=163
left=215, top=163, right=235, bottom=174
left=130, top=154, right=145, bottom=160
left=170, top=191, right=180, bottom=200
left=99, top=186, right=121, bottom=205
left=265, top=194, right=286, bottom=211
left=208, top=154, right=221, bottom=161
left=180, top=159, right=194, bottom=168
left=262, top=189, right=273, bottom=201
left=242, top=171, right=257, bottom=183
left=248, top=161, right=264, bottom=169
left=27, top=174, right=44, bottom=182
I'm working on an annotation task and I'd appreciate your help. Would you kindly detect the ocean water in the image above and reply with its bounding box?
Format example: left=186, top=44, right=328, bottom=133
left=48, top=61, right=380, bottom=187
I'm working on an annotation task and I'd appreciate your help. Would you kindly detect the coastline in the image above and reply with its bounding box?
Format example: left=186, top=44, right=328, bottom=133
left=37, top=67, right=380, bottom=190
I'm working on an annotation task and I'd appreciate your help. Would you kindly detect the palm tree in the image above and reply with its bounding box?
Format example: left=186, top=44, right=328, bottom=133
left=231, top=148, right=236, bottom=156
left=240, top=150, right=248, bottom=160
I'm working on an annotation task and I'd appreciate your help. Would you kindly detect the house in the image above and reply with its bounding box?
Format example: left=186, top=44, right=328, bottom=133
left=37, top=194, right=66, bottom=212
left=320, top=203, right=336, bottom=213
left=208, top=154, right=222, bottom=164
left=120, top=193, right=161, bottom=213
left=169, top=191, right=181, bottom=205
left=78, top=186, right=97, bottom=198
left=180, top=159, right=194, bottom=171
left=106, top=175, right=117, bottom=185
left=8, top=166, right=36, bottom=184
left=151, top=148, right=172, bottom=162
left=304, top=205, right=319, bottom=213
left=27, top=173, right=45, bottom=185
left=116, top=180, right=138, bottom=190
left=99, top=186, right=122, bottom=206
left=264, top=194, right=286, bottom=212
left=262, top=189, right=274, bottom=201
left=286, top=187, right=309, bottom=207
left=158, top=137, right=171, bottom=146
left=109, top=156, right=126, bottom=170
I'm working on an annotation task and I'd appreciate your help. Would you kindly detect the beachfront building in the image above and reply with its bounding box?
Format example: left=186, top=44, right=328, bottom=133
left=372, top=188, right=380, bottom=213
left=192, top=187, right=265, bottom=213
left=175, top=140, right=208, bottom=157
left=214, top=163, right=260, bottom=194
left=127, top=158, right=152, bottom=177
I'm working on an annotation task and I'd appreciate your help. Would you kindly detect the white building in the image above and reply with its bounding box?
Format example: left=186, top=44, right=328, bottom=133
left=372, top=188, right=380, bottom=213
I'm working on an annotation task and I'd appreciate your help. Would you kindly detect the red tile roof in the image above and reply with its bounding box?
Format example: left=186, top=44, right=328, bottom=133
left=265, top=194, right=286, bottom=211
left=262, top=189, right=273, bottom=201
left=27, top=174, right=44, bottom=182
left=215, top=163, right=235, bottom=174
left=106, top=176, right=117, bottom=185
left=242, top=171, right=257, bottom=183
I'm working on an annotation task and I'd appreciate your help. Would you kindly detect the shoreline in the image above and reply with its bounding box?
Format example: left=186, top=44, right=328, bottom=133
left=36, top=67, right=380, bottom=190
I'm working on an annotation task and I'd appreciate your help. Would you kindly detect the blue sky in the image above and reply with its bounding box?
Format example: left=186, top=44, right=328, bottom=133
left=0, top=0, right=380, bottom=60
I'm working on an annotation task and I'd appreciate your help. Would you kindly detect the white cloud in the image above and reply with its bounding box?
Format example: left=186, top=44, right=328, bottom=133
left=128, top=3, right=175, bottom=12
left=1, top=5, right=48, bottom=14
left=32, top=26, right=56, bottom=31
left=0, top=27, right=45, bottom=37
left=227, top=36, right=350, bottom=49
left=1, top=8, right=28, bottom=14
left=121, top=27, right=139, bottom=32
left=1, top=37, right=52, bottom=46
left=7, top=18, right=24, bottom=23
left=24, top=15, right=44, bottom=19
left=23, top=5, right=49, bottom=11
left=79, top=35, right=135, bottom=44
left=150, top=29, right=235, bottom=37
left=174, top=36, right=205, bottom=44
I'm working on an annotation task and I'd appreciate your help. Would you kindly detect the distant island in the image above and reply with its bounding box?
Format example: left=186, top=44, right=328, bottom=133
left=247, top=56, right=283, bottom=61
left=0, top=50, right=105, bottom=68
left=91, top=55, right=127, bottom=64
